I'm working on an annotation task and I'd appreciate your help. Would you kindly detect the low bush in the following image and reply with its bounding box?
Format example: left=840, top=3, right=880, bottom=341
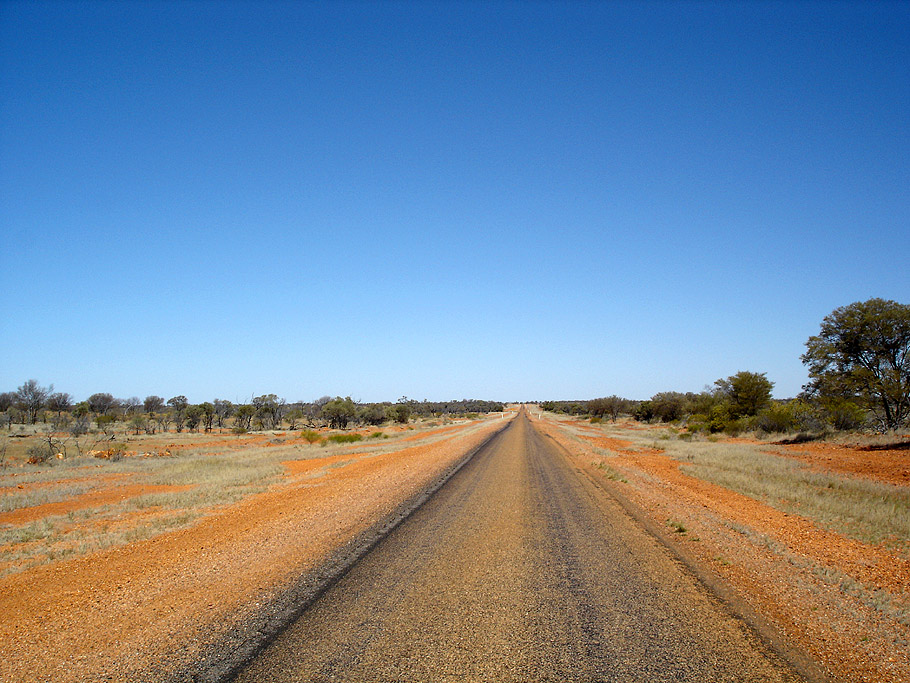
left=300, top=429, right=322, bottom=444
left=326, top=433, right=363, bottom=444
left=26, top=442, right=54, bottom=464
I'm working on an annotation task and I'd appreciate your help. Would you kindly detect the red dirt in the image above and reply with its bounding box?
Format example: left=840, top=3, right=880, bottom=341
left=579, top=434, right=664, bottom=455
left=399, top=421, right=479, bottom=442
left=769, top=440, right=910, bottom=486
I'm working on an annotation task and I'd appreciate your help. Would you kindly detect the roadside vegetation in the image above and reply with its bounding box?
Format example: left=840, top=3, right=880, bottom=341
left=0, top=383, right=506, bottom=577
left=543, top=298, right=909, bottom=439
left=540, top=297, right=910, bottom=555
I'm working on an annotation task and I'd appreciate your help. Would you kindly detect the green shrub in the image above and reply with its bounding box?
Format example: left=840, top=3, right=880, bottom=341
left=327, top=433, right=363, bottom=444
left=821, top=399, right=867, bottom=431
left=369, top=431, right=386, bottom=439
left=300, top=429, right=322, bottom=444
left=232, top=426, right=248, bottom=434
left=755, top=402, right=799, bottom=434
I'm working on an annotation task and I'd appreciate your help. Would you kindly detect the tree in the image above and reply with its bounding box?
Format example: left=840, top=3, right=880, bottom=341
left=714, top=371, right=774, bottom=418
left=88, top=392, right=116, bottom=415
left=144, top=395, right=165, bottom=413
left=322, top=396, right=357, bottom=429
left=589, top=396, right=629, bottom=422
left=0, top=392, right=16, bottom=412
left=389, top=402, right=411, bottom=424
left=360, top=403, right=387, bottom=426
left=199, top=402, right=215, bottom=432
left=285, top=408, right=303, bottom=430
left=168, top=396, right=188, bottom=432
left=129, top=413, right=148, bottom=435
left=213, top=399, right=234, bottom=428
left=16, top=379, right=50, bottom=424
left=252, top=394, right=285, bottom=430
left=46, top=392, right=72, bottom=414
left=802, top=298, right=910, bottom=431
left=649, top=392, right=688, bottom=423
left=185, top=405, right=203, bottom=432
left=123, top=397, right=141, bottom=414
left=234, top=404, right=254, bottom=431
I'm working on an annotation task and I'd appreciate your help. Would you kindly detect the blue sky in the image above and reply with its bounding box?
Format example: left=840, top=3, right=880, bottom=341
left=1, top=1, right=908, bottom=404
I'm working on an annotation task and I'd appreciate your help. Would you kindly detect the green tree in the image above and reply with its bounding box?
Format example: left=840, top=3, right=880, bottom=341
left=129, top=413, right=148, bottom=435
left=253, top=394, right=284, bottom=430
left=322, top=396, right=357, bottom=429
left=802, top=298, right=910, bottom=431
left=649, top=392, right=687, bottom=422
left=144, top=395, right=165, bottom=413
left=213, top=399, right=234, bottom=428
left=389, top=402, right=412, bottom=424
left=88, top=392, right=116, bottom=415
left=714, top=371, right=774, bottom=418
left=185, top=405, right=203, bottom=432
left=359, top=403, right=387, bottom=426
left=199, top=402, right=215, bottom=432
left=234, top=404, right=255, bottom=431
left=167, top=396, right=188, bottom=432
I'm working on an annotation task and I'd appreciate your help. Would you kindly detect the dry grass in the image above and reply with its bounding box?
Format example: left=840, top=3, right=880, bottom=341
left=573, top=417, right=910, bottom=550
left=668, top=439, right=910, bottom=547
left=0, top=417, right=493, bottom=577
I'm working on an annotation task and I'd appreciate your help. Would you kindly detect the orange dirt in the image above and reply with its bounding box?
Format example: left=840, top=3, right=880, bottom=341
left=0, top=418, right=505, bottom=682
left=579, top=434, right=664, bottom=455
left=399, top=421, right=479, bottom=442
left=0, top=483, right=195, bottom=526
left=769, top=440, right=910, bottom=486
left=539, top=416, right=910, bottom=683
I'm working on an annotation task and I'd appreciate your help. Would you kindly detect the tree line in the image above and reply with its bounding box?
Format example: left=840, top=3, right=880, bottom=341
left=543, top=298, right=909, bottom=435
left=0, top=385, right=505, bottom=437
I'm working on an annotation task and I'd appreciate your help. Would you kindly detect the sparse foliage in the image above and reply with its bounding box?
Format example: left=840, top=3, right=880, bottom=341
left=17, top=379, right=50, bottom=424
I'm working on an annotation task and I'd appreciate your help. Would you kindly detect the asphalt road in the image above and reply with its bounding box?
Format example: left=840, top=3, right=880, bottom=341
left=230, top=410, right=803, bottom=682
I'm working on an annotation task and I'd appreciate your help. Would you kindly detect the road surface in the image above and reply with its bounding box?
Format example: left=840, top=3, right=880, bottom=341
left=231, top=410, right=802, bottom=682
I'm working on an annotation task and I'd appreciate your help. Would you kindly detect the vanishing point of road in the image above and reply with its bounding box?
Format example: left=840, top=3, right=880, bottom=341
left=231, top=409, right=803, bottom=682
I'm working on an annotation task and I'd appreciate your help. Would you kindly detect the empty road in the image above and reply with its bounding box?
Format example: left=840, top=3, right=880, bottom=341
left=231, top=410, right=802, bottom=682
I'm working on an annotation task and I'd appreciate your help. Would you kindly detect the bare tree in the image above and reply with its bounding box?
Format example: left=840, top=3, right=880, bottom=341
left=16, top=379, right=51, bottom=424
left=46, top=392, right=72, bottom=414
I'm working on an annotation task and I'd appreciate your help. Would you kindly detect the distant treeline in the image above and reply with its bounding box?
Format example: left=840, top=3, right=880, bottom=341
left=542, top=298, right=909, bottom=435
left=0, top=386, right=504, bottom=436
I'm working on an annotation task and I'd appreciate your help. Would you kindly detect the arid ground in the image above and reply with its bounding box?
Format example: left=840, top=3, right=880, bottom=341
left=1, top=407, right=908, bottom=681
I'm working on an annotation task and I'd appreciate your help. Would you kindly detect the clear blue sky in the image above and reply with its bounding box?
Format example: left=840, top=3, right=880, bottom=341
left=1, top=1, right=908, bottom=404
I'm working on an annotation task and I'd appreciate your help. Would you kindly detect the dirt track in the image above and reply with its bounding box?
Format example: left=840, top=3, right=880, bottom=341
left=232, top=410, right=803, bottom=682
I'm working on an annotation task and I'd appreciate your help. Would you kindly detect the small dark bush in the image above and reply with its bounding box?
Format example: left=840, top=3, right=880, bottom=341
left=327, top=433, right=363, bottom=444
